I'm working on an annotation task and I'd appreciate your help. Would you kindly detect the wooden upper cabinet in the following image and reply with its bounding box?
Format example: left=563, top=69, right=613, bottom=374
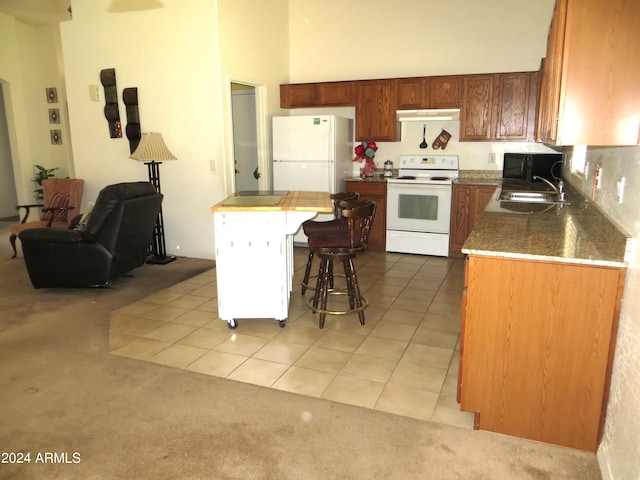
left=429, top=76, right=462, bottom=109
left=461, top=75, right=495, bottom=140
left=536, top=0, right=565, bottom=144
left=280, top=83, right=316, bottom=108
left=316, top=81, right=355, bottom=106
left=280, top=81, right=355, bottom=108
left=396, top=76, right=462, bottom=110
left=537, top=0, right=640, bottom=146
left=280, top=70, right=539, bottom=143
left=355, top=79, right=399, bottom=142
left=396, top=78, right=429, bottom=109
left=461, top=72, right=538, bottom=142
left=494, top=72, right=532, bottom=141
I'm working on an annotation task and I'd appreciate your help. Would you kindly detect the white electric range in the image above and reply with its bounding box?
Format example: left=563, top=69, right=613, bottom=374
left=386, top=155, right=459, bottom=256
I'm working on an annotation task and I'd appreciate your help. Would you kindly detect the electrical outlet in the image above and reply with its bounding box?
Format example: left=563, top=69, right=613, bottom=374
left=488, top=153, right=496, bottom=164
left=616, top=177, right=626, bottom=203
left=89, top=84, right=100, bottom=101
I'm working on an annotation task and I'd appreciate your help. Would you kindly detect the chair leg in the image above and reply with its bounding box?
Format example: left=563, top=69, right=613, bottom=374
left=9, top=234, right=17, bottom=258
left=343, top=259, right=355, bottom=310
left=346, top=258, right=365, bottom=326
left=328, top=260, right=334, bottom=289
left=317, top=258, right=331, bottom=329
left=311, top=256, right=326, bottom=311
left=301, top=249, right=314, bottom=295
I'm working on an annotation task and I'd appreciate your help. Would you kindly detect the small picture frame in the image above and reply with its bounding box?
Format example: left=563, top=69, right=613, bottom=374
left=46, top=87, right=58, bottom=103
left=50, top=130, right=62, bottom=145
left=49, top=108, right=60, bottom=124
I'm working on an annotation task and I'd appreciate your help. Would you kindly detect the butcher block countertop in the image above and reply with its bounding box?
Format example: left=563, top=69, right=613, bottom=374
left=462, top=182, right=630, bottom=268
left=211, top=190, right=332, bottom=213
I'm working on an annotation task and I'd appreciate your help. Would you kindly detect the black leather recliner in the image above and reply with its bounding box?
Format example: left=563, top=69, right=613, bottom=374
left=19, top=182, right=163, bottom=288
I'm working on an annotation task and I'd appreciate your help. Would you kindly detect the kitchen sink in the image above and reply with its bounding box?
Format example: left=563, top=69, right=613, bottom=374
left=498, top=190, right=570, bottom=205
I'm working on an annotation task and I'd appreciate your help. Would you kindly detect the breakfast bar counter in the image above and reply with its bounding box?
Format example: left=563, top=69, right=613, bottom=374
left=211, top=191, right=331, bottom=329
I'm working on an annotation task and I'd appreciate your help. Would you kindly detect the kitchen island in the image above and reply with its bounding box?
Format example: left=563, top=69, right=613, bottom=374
left=211, top=190, right=332, bottom=329
left=458, top=182, right=629, bottom=451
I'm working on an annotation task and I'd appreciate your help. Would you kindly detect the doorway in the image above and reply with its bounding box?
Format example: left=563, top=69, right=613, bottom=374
left=230, top=83, right=260, bottom=192
left=0, top=83, right=19, bottom=220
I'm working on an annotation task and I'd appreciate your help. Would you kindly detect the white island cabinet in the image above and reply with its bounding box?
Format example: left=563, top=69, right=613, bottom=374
left=211, top=191, right=332, bottom=329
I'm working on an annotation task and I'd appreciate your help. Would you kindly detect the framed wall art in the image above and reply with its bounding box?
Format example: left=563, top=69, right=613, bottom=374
left=49, top=108, right=60, bottom=124
left=50, top=130, right=62, bottom=145
left=46, top=87, right=58, bottom=103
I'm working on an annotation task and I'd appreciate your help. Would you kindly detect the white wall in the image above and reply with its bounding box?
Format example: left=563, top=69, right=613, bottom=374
left=288, top=0, right=556, bottom=81
left=0, top=84, right=18, bottom=218
left=0, top=13, right=71, bottom=208
left=217, top=0, right=289, bottom=192
left=60, top=0, right=225, bottom=259
left=59, top=0, right=289, bottom=259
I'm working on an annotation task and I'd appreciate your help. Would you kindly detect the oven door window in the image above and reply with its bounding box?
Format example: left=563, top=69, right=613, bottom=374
left=387, top=185, right=451, bottom=233
left=398, top=193, right=439, bottom=220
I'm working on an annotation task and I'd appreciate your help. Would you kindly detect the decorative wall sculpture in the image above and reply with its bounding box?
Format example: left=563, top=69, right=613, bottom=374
left=123, top=87, right=141, bottom=153
left=100, top=68, right=122, bottom=138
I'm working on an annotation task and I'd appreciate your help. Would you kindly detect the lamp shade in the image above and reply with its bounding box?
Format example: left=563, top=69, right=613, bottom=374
left=130, top=133, right=176, bottom=162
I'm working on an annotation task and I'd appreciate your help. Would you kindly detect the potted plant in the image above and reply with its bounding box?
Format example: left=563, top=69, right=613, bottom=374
left=33, top=164, right=58, bottom=200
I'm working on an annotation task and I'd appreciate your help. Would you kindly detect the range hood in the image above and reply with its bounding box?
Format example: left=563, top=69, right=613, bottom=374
left=396, top=109, right=460, bottom=122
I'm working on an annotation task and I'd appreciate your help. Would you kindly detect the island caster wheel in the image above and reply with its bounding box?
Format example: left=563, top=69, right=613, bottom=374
left=278, top=320, right=287, bottom=328
left=227, top=319, right=238, bottom=329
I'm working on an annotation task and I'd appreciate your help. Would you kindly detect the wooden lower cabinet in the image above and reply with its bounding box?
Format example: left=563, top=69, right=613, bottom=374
left=345, top=180, right=386, bottom=251
left=459, top=255, right=625, bottom=452
left=449, top=183, right=496, bottom=258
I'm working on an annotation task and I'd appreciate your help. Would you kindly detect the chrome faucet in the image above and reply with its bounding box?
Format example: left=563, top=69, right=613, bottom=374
left=533, top=176, right=566, bottom=201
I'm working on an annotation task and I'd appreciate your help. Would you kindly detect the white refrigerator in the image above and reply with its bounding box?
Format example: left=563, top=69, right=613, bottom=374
left=272, top=115, right=354, bottom=245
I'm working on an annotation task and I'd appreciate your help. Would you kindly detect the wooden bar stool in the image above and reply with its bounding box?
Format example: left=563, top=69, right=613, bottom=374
left=306, top=200, right=376, bottom=328
left=300, top=191, right=359, bottom=295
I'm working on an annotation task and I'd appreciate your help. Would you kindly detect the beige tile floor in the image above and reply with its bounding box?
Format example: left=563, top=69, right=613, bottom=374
left=109, top=248, right=474, bottom=429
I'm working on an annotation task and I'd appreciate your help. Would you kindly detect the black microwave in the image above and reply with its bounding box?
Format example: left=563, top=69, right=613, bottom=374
left=502, top=153, right=563, bottom=183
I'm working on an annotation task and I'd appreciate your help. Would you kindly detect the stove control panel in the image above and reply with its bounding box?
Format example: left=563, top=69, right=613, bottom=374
left=398, top=155, right=459, bottom=170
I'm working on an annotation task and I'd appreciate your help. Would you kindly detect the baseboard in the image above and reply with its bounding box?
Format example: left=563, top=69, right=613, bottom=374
left=597, top=443, right=614, bottom=480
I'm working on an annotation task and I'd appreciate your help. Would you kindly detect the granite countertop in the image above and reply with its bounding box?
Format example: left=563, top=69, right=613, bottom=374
left=462, top=181, right=630, bottom=267
left=346, top=174, right=390, bottom=183
left=455, top=170, right=502, bottom=185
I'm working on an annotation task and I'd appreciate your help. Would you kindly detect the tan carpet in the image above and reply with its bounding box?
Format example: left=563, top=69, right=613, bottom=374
left=0, top=221, right=601, bottom=479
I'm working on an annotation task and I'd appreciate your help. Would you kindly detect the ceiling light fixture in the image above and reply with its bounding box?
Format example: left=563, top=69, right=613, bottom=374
left=108, top=0, right=164, bottom=13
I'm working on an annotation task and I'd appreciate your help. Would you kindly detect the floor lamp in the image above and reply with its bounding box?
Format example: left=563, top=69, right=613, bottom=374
left=130, top=132, right=177, bottom=264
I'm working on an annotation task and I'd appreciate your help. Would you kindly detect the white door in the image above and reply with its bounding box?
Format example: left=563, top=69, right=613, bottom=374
left=231, top=84, right=259, bottom=191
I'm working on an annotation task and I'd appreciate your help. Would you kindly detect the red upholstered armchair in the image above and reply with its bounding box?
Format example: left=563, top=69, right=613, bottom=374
left=9, top=178, right=84, bottom=258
